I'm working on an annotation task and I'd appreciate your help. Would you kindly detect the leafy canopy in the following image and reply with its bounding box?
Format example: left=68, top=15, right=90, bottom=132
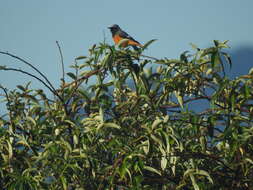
left=0, top=40, right=253, bottom=189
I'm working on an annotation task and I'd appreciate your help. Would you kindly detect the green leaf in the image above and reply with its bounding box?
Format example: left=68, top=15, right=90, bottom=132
left=16, top=139, right=30, bottom=148
left=73, top=134, right=79, bottom=145
left=221, top=52, right=232, bottom=69
left=75, top=56, right=87, bottom=60
left=60, top=176, right=67, bottom=190
left=7, top=140, right=13, bottom=159
left=142, top=39, right=157, bottom=50
left=230, top=93, right=236, bottom=112
left=170, top=156, right=178, bottom=175
left=190, top=174, right=200, bottom=190
left=245, top=158, right=253, bottom=164
left=99, top=107, right=104, bottom=122
left=65, top=120, right=76, bottom=128
left=196, top=169, right=213, bottom=184
left=211, top=52, right=221, bottom=68
left=214, top=40, right=219, bottom=47
left=151, top=118, right=163, bottom=130
left=219, top=40, right=230, bottom=48
left=248, top=67, right=253, bottom=75
left=142, top=140, right=150, bottom=155
left=144, top=166, right=161, bottom=176
left=180, top=51, right=189, bottom=63
left=26, top=116, right=36, bottom=126
left=174, top=91, right=184, bottom=108
left=190, top=43, right=200, bottom=51
left=101, top=122, right=121, bottom=129
left=17, top=85, right=26, bottom=91
left=206, top=68, right=213, bottom=75
left=184, top=168, right=195, bottom=177
left=150, top=134, right=163, bottom=146
left=161, top=157, right=167, bottom=171
left=67, top=72, right=77, bottom=80
left=55, top=128, right=60, bottom=136
left=200, top=136, right=206, bottom=152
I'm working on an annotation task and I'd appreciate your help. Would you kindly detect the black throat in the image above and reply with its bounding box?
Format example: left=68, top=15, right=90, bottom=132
left=110, top=28, right=118, bottom=36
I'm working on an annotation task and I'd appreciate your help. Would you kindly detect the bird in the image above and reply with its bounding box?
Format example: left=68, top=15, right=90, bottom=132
left=108, top=24, right=142, bottom=50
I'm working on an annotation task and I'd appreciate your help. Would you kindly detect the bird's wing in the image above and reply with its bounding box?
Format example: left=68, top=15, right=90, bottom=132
left=119, top=30, right=140, bottom=44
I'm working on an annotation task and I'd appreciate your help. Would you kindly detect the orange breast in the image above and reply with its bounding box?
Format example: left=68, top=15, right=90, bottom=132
left=113, top=34, right=142, bottom=47
left=113, top=35, right=123, bottom=44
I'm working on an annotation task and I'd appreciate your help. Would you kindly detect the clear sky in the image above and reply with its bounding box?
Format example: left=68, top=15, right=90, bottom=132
left=1, top=0, right=253, bottom=110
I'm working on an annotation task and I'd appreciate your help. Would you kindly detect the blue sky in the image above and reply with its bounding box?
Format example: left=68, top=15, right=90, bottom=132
left=1, top=0, right=253, bottom=111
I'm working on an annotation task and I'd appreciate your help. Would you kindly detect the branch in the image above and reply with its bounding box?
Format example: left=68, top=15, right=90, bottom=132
left=0, top=85, right=13, bottom=125
left=1, top=67, right=63, bottom=102
left=64, top=68, right=104, bottom=107
left=140, top=54, right=159, bottom=61
left=0, top=51, right=60, bottom=99
left=160, top=96, right=211, bottom=109
left=62, top=68, right=104, bottom=89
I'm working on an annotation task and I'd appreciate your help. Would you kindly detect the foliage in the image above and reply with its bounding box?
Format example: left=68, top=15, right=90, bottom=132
left=0, top=40, right=253, bottom=190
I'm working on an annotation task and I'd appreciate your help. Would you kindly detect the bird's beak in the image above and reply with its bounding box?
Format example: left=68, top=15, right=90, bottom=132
left=108, top=26, right=112, bottom=29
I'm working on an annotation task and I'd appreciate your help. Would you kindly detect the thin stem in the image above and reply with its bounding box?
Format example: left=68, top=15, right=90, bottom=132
left=63, top=68, right=104, bottom=89
left=161, top=96, right=211, bottom=109
left=140, top=54, right=159, bottom=61
left=56, top=41, right=65, bottom=84
left=2, top=67, right=63, bottom=102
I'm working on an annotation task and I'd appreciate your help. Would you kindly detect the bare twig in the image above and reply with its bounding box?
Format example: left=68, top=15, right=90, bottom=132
left=0, top=85, right=14, bottom=133
left=56, top=41, right=65, bottom=84
left=1, top=67, right=63, bottom=102
left=0, top=85, right=10, bottom=105
left=0, top=51, right=61, bottom=99
left=140, top=54, right=159, bottom=61
left=62, top=68, right=104, bottom=89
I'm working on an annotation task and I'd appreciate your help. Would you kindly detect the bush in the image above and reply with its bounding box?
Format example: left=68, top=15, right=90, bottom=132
left=0, top=40, right=253, bottom=189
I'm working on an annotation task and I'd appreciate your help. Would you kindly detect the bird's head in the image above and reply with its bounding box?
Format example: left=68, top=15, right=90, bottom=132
left=108, top=24, right=121, bottom=34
